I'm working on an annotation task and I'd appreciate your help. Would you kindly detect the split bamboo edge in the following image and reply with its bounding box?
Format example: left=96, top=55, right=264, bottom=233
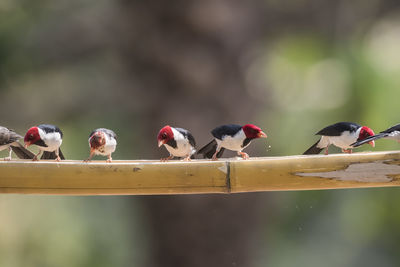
left=1, top=151, right=400, bottom=195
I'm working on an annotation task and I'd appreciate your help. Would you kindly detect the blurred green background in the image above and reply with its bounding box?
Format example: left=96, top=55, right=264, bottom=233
left=1, top=0, right=400, bottom=266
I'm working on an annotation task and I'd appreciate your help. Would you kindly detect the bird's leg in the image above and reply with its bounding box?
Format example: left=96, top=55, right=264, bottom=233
left=324, top=146, right=329, bottom=155
left=4, top=147, right=12, bottom=161
left=55, top=149, right=61, bottom=162
left=33, top=150, right=42, bottom=161
left=211, top=151, right=220, bottom=161
left=342, top=148, right=352, bottom=154
left=106, top=154, right=112, bottom=163
left=238, top=151, right=249, bottom=160
left=161, top=154, right=174, bottom=162
left=83, top=149, right=95, bottom=163
left=182, top=155, right=191, bottom=161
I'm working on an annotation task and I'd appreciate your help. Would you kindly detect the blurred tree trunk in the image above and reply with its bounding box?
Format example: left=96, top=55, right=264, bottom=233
left=114, top=0, right=400, bottom=265
left=118, top=1, right=267, bottom=266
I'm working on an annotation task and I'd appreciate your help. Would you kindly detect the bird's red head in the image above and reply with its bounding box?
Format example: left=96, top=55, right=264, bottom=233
left=359, top=126, right=375, bottom=147
left=242, top=124, right=267, bottom=139
left=90, top=132, right=106, bottom=149
left=24, top=127, right=40, bottom=147
left=157, top=126, right=174, bottom=147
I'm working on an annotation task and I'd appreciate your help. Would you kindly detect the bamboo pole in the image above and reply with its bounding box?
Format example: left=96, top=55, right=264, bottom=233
left=0, top=151, right=400, bottom=195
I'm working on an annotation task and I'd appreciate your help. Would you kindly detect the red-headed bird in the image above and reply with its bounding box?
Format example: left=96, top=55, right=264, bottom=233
left=84, top=128, right=117, bottom=163
left=351, top=123, right=400, bottom=147
left=157, top=125, right=196, bottom=161
left=197, top=124, right=267, bottom=160
left=0, top=126, right=35, bottom=160
left=24, top=124, right=65, bottom=161
left=303, top=122, right=375, bottom=155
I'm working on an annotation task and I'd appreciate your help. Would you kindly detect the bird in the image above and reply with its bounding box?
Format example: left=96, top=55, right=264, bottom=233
left=24, top=124, right=65, bottom=161
left=157, top=125, right=196, bottom=161
left=0, top=126, right=35, bottom=160
left=84, top=128, right=117, bottom=163
left=197, top=124, right=267, bottom=160
left=351, top=123, right=400, bottom=147
left=303, top=122, right=375, bottom=155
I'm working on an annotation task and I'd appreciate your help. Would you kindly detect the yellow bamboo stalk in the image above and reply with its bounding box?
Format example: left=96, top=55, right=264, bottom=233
left=0, top=151, right=400, bottom=195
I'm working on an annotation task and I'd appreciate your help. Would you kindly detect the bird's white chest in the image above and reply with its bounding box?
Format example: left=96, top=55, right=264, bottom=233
left=93, top=136, right=117, bottom=156
left=217, top=130, right=247, bottom=151
left=319, top=129, right=360, bottom=149
left=164, top=129, right=194, bottom=157
left=39, top=129, right=62, bottom=152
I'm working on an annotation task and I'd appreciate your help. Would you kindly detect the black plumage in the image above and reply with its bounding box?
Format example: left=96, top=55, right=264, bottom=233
left=197, top=140, right=225, bottom=159
left=158, top=126, right=196, bottom=161
left=175, top=128, right=196, bottom=148
left=381, top=123, right=400, bottom=133
left=37, top=124, right=65, bottom=160
left=34, top=139, right=48, bottom=148
left=211, top=124, right=242, bottom=140
left=316, top=122, right=361, bottom=136
left=303, top=140, right=324, bottom=155
left=39, top=124, right=63, bottom=138
left=166, top=138, right=177, bottom=149
left=303, top=122, right=362, bottom=155
left=41, top=150, right=65, bottom=160
left=198, top=124, right=244, bottom=159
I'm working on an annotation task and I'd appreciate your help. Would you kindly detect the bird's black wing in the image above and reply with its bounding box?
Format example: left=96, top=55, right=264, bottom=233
left=211, top=124, right=242, bottom=140
left=59, top=149, right=65, bottom=159
left=39, top=124, right=63, bottom=138
left=316, top=122, right=361, bottom=136
left=197, top=139, right=225, bottom=159
left=381, top=123, right=400, bottom=134
left=41, top=149, right=65, bottom=160
left=175, top=128, right=196, bottom=147
left=303, top=139, right=324, bottom=155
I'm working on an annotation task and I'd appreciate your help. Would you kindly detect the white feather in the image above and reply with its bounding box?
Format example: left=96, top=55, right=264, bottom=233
left=317, top=128, right=361, bottom=149
left=216, top=129, right=248, bottom=152
left=38, top=128, right=62, bottom=152
left=90, top=133, right=117, bottom=156
left=164, top=127, right=195, bottom=157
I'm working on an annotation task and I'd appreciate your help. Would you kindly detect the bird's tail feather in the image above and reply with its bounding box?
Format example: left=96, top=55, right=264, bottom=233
left=10, top=142, right=35, bottom=159
left=303, top=139, right=324, bottom=155
left=41, top=149, right=65, bottom=160
left=197, top=140, right=225, bottom=159
left=351, top=133, right=388, bottom=147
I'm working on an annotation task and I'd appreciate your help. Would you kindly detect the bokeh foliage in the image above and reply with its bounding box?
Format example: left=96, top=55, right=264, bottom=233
left=1, top=0, right=400, bottom=266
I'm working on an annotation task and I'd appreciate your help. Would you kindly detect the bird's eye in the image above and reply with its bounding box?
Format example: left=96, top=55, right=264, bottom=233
left=162, top=133, right=167, bottom=138
left=29, top=134, right=33, bottom=139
